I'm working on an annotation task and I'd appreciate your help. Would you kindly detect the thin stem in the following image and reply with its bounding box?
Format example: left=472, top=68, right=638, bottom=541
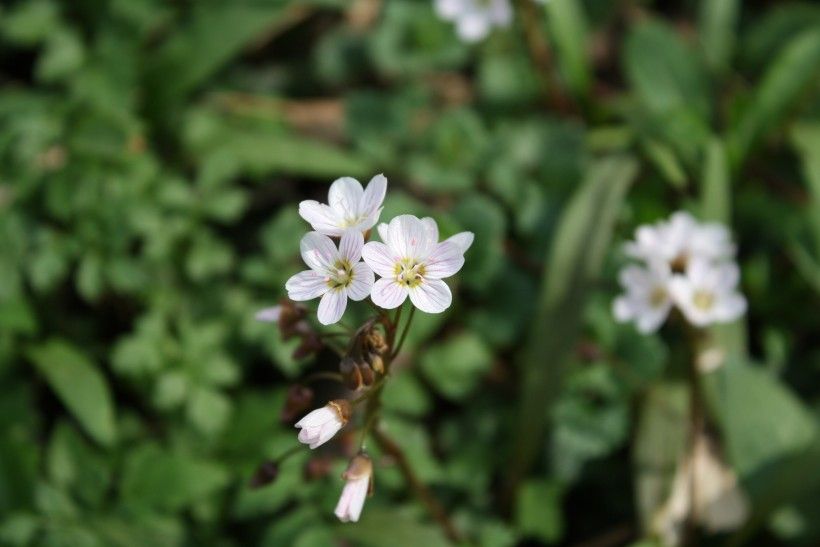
left=358, top=408, right=380, bottom=450
left=275, top=444, right=303, bottom=465
left=373, top=428, right=464, bottom=544
left=351, top=377, right=387, bottom=406
left=391, top=305, right=415, bottom=360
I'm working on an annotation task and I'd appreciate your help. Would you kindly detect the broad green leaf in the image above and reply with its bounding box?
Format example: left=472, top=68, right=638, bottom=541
left=420, top=332, right=493, bottom=401
left=633, top=383, right=688, bottom=534
left=28, top=340, right=117, bottom=447
left=699, top=0, right=739, bottom=75
left=728, top=29, right=820, bottom=168
left=515, top=479, right=564, bottom=543
left=545, top=0, right=592, bottom=100
left=508, top=155, right=638, bottom=494
left=335, top=506, right=449, bottom=547
left=121, top=445, right=229, bottom=511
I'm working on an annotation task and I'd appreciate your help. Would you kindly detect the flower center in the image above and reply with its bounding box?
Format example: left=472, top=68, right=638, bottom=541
left=394, top=258, right=425, bottom=288
left=693, top=290, right=714, bottom=311
left=342, top=215, right=366, bottom=228
left=670, top=253, right=688, bottom=273
left=649, top=286, right=667, bottom=308
left=328, top=260, right=354, bottom=289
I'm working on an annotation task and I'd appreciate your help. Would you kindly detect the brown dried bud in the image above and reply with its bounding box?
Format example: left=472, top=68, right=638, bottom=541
left=364, top=329, right=388, bottom=355
left=248, top=460, right=279, bottom=489
left=292, top=331, right=322, bottom=360
left=280, top=385, right=314, bottom=423
left=278, top=300, right=307, bottom=339
left=304, top=455, right=334, bottom=480
left=367, top=352, right=384, bottom=374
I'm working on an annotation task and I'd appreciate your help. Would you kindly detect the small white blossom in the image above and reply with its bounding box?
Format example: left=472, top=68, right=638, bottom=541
left=434, top=0, right=512, bottom=43
left=624, top=211, right=735, bottom=270
left=363, top=215, right=471, bottom=313
left=335, top=453, right=373, bottom=523
left=669, top=258, right=747, bottom=327
left=285, top=230, right=374, bottom=325
left=299, top=174, right=387, bottom=237
left=254, top=306, right=281, bottom=322
left=295, top=400, right=350, bottom=449
left=612, top=262, right=673, bottom=334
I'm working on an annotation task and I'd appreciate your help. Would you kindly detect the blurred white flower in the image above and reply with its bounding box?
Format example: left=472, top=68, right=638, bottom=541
left=299, top=174, right=387, bottom=237
left=295, top=400, right=350, bottom=449
left=669, top=258, right=747, bottom=327
left=285, top=230, right=375, bottom=325
left=612, top=262, right=673, bottom=333
left=254, top=306, right=281, bottom=322
left=363, top=215, right=471, bottom=313
left=624, top=211, right=735, bottom=271
left=335, top=453, right=373, bottom=523
left=434, top=0, right=512, bottom=43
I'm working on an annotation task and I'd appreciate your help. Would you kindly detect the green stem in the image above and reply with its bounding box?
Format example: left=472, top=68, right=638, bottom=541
left=391, top=305, right=415, bottom=360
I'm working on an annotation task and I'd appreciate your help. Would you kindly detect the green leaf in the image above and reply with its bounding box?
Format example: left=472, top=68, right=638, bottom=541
left=515, top=479, right=564, bottom=543
left=699, top=0, right=739, bottom=75
left=335, top=506, right=449, bottom=547
left=28, top=340, right=117, bottom=447
left=420, top=332, right=493, bottom=401
left=545, top=0, right=592, bottom=100
left=728, top=29, right=820, bottom=168
left=633, top=383, right=688, bottom=533
left=508, top=155, right=638, bottom=494
left=121, top=444, right=229, bottom=511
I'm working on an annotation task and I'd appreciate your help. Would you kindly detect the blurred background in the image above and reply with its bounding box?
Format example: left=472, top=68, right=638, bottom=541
left=1, top=0, right=820, bottom=545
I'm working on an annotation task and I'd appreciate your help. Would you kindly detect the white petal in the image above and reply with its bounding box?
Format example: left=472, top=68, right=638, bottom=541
left=328, top=177, right=364, bottom=218
left=360, top=174, right=387, bottom=216
left=286, top=270, right=329, bottom=301
left=362, top=241, right=399, bottom=277
left=299, top=201, right=342, bottom=236
left=636, top=303, right=671, bottom=333
left=612, top=296, right=635, bottom=322
left=377, top=223, right=389, bottom=243
left=716, top=293, right=747, bottom=322
left=456, top=13, right=491, bottom=42
left=490, top=0, right=513, bottom=24
left=339, top=229, right=364, bottom=263
left=312, top=419, right=343, bottom=449
left=371, top=278, right=408, bottom=309
left=254, top=306, right=281, bottom=322
left=408, top=279, right=452, bottom=313
left=300, top=232, right=339, bottom=273
left=388, top=215, right=434, bottom=260
left=317, top=290, right=347, bottom=325
left=424, top=241, right=465, bottom=279
left=421, top=217, right=439, bottom=243
left=445, top=231, right=474, bottom=253
left=295, top=406, right=335, bottom=429
left=346, top=478, right=370, bottom=522
left=348, top=262, right=375, bottom=301
left=434, top=0, right=466, bottom=19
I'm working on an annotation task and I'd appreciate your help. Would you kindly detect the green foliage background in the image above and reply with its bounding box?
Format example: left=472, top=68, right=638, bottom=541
left=1, top=0, right=819, bottom=545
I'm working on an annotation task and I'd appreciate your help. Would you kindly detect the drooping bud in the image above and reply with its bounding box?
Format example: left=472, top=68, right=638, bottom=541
left=335, top=452, right=374, bottom=523
left=294, top=399, right=351, bottom=449
left=248, top=460, right=279, bottom=488
left=280, top=385, right=314, bottom=423
left=367, top=352, right=384, bottom=374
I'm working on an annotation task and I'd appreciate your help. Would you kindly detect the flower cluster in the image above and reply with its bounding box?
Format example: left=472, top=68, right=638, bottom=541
left=256, top=174, right=473, bottom=524
left=286, top=174, right=473, bottom=325
left=434, top=0, right=549, bottom=43
left=613, top=211, right=746, bottom=333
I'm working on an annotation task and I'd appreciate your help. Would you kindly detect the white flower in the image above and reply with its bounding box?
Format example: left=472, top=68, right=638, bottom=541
left=298, top=175, right=387, bottom=237
left=335, top=453, right=373, bottom=523
left=668, top=258, right=747, bottom=327
left=434, top=0, right=512, bottom=43
left=254, top=306, right=281, bottom=322
left=376, top=217, right=474, bottom=254
left=295, top=400, right=350, bottom=449
left=363, top=215, right=471, bottom=313
left=285, top=230, right=375, bottom=325
left=612, top=262, right=674, bottom=334
left=624, top=211, right=735, bottom=270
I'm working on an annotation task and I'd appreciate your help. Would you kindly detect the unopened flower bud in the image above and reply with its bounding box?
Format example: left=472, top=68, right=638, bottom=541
left=281, top=385, right=314, bottom=423
left=293, top=331, right=322, bottom=360
left=335, top=453, right=374, bottom=523
left=367, top=352, right=384, bottom=374
left=248, top=460, right=279, bottom=488
left=295, top=399, right=350, bottom=449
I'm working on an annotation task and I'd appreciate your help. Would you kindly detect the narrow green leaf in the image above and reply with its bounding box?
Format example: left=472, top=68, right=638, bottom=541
left=515, top=479, right=564, bottom=543
left=545, top=0, right=592, bottom=100
left=28, top=340, right=117, bottom=447
left=728, top=29, right=820, bottom=168
left=507, top=155, right=638, bottom=494
left=699, top=0, right=739, bottom=75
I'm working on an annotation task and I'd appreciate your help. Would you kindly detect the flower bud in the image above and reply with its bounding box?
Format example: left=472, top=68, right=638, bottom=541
left=367, top=352, right=384, bottom=374
left=295, top=399, right=350, bottom=449
left=335, top=453, right=373, bottom=523
left=248, top=460, right=279, bottom=489
left=280, top=385, right=314, bottom=423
